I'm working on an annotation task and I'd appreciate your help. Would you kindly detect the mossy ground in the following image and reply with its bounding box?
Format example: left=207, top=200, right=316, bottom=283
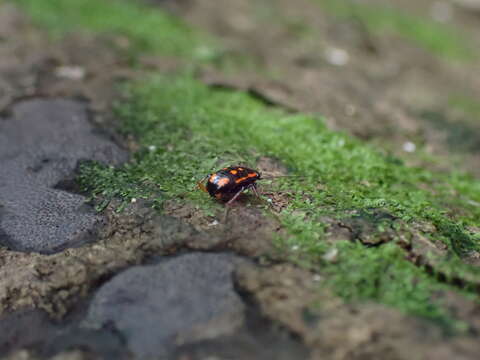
left=78, top=74, right=480, bottom=331
left=15, top=0, right=480, bottom=332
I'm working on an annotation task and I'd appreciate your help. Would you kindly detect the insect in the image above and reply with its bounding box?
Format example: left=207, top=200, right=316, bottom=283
left=198, top=165, right=262, bottom=205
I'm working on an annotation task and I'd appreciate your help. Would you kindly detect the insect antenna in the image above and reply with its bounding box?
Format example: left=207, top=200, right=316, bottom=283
left=196, top=174, right=209, bottom=193
left=260, top=174, right=311, bottom=180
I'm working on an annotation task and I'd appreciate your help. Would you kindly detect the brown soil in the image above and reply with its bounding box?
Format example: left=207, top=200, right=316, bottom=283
left=0, top=4, right=129, bottom=116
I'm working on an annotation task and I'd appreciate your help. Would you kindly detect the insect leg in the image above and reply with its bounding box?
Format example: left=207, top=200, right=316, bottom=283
left=222, top=206, right=230, bottom=223
left=226, top=186, right=246, bottom=205
left=223, top=186, right=246, bottom=223
left=250, top=183, right=261, bottom=198
left=196, top=174, right=209, bottom=193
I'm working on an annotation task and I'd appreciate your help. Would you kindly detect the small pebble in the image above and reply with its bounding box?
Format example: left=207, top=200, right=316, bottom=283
left=325, top=47, right=349, bottom=66
left=291, top=245, right=299, bottom=251
left=323, top=248, right=339, bottom=263
left=402, top=141, right=416, bottom=153
left=194, top=45, right=216, bottom=60
left=131, top=198, right=137, bottom=203
left=313, top=274, right=322, bottom=282
left=345, top=104, right=357, bottom=116
left=208, top=220, right=219, bottom=227
left=55, top=65, right=86, bottom=80
left=431, top=1, right=452, bottom=22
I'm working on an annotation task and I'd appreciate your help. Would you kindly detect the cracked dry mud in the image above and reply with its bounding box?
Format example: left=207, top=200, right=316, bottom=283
left=2, top=1, right=480, bottom=360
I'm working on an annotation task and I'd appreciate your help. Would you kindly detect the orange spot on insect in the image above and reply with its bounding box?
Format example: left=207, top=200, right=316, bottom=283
left=209, top=174, right=217, bottom=183
left=235, top=172, right=258, bottom=183
left=217, top=178, right=230, bottom=187
left=230, top=170, right=238, bottom=175
left=235, top=176, right=248, bottom=184
left=238, top=167, right=244, bottom=171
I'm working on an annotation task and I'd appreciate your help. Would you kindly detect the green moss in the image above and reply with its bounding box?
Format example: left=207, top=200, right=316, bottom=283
left=82, top=74, right=480, bottom=249
left=76, top=75, right=480, bottom=329
left=317, top=0, right=474, bottom=61
left=13, top=0, right=217, bottom=60
left=77, top=160, right=164, bottom=211
left=323, top=242, right=469, bottom=331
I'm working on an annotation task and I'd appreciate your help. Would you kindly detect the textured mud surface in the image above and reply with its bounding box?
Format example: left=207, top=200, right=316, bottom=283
left=235, top=263, right=480, bottom=360
left=0, top=197, right=309, bottom=358
left=0, top=99, right=127, bottom=253
left=0, top=201, right=204, bottom=317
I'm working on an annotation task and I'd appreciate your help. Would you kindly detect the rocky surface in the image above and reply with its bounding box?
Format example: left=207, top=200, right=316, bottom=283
left=0, top=201, right=208, bottom=317
left=0, top=98, right=127, bottom=253
left=0, top=200, right=309, bottom=358
left=83, top=253, right=245, bottom=359
left=0, top=310, right=128, bottom=359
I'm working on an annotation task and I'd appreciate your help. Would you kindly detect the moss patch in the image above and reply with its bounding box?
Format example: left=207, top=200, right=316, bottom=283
left=317, top=0, right=474, bottom=61
left=77, top=75, right=480, bottom=329
left=14, top=0, right=217, bottom=60
left=322, top=242, right=470, bottom=332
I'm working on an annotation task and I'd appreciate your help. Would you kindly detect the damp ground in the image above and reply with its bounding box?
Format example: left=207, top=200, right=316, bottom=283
left=1, top=1, right=480, bottom=359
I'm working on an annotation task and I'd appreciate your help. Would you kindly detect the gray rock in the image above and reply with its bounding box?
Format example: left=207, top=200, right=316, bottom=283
left=0, top=309, right=129, bottom=359
left=83, top=253, right=245, bottom=359
left=0, top=98, right=127, bottom=253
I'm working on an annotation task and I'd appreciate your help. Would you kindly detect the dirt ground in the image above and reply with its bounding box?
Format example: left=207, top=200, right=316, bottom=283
left=1, top=1, right=480, bottom=359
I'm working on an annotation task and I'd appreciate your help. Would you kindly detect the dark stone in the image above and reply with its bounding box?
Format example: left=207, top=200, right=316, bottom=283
left=173, top=300, right=310, bottom=360
left=0, top=98, right=127, bottom=253
left=0, top=309, right=129, bottom=359
left=83, top=253, right=245, bottom=359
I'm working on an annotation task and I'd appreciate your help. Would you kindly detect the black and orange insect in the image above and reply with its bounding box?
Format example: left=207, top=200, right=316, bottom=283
left=198, top=165, right=261, bottom=205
